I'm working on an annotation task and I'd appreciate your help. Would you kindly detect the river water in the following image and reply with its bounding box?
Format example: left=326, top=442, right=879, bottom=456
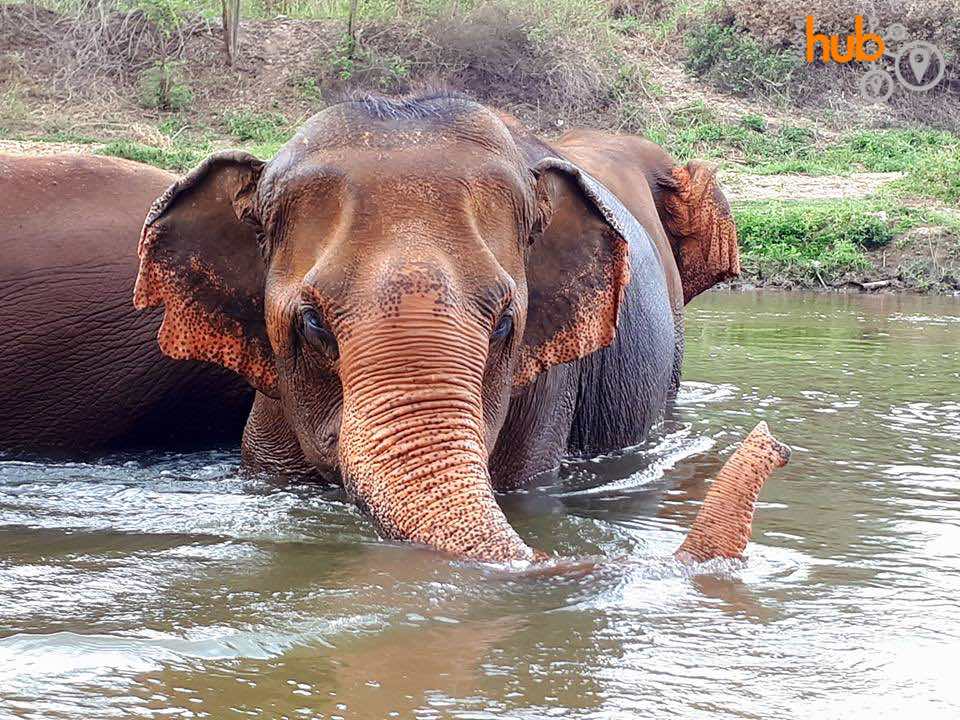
left=1, top=290, right=958, bottom=719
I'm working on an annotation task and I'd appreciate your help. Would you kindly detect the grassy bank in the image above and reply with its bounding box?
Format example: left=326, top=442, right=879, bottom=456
left=25, top=106, right=957, bottom=205
left=4, top=107, right=958, bottom=293
left=2, top=0, right=958, bottom=293
left=733, top=199, right=960, bottom=292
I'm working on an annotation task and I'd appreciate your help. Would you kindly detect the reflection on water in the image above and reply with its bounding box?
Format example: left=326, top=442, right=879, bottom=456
left=2, top=291, right=959, bottom=719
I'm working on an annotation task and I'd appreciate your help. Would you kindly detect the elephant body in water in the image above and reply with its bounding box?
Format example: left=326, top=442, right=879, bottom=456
left=1, top=93, right=742, bottom=561
left=0, top=154, right=253, bottom=454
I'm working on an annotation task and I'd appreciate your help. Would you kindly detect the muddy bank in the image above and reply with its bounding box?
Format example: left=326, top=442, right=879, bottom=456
left=732, top=228, right=960, bottom=296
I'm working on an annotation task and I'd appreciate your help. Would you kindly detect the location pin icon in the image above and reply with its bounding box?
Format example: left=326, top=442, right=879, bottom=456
left=909, top=47, right=932, bottom=82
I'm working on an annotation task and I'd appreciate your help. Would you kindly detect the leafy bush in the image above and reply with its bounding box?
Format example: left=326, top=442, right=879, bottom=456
left=894, top=150, right=960, bottom=205
left=734, top=199, right=897, bottom=278
left=129, top=0, right=193, bottom=37
left=224, top=109, right=290, bottom=143
left=740, top=113, right=767, bottom=132
left=683, top=19, right=799, bottom=95
left=136, top=61, right=192, bottom=111
left=317, top=31, right=410, bottom=93
left=292, top=75, right=323, bottom=102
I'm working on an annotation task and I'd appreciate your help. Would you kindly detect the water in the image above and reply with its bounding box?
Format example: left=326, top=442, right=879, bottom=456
left=2, top=290, right=959, bottom=719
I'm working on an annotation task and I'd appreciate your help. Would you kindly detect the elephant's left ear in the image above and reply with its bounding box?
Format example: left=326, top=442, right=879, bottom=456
left=514, top=158, right=642, bottom=388
left=134, top=151, right=278, bottom=396
left=654, top=160, right=740, bottom=304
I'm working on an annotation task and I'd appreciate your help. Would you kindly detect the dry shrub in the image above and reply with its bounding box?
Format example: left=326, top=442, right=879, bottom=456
left=320, top=3, right=625, bottom=127
left=731, top=1, right=960, bottom=87
left=682, top=5, right=800, bottom=97
left=730, top=0, right=960, bottom=58
left=608, top=0, right=673, bottom=21
left=688, top=0, right=960, bottom=127
left=0, top=2, right=209, bottom=99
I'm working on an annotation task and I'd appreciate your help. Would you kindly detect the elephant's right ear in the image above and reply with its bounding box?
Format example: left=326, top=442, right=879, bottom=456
left=134, top=151, right=278, bottom=396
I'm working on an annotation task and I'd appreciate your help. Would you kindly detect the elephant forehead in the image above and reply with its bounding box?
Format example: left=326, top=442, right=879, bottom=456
left=273, top=145, right=530, bottom=204
left=270, top=152, right=531, bottom=277
left=278, top=97, right=522, bottom=156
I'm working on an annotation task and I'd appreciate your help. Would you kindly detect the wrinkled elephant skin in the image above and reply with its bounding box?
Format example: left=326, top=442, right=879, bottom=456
left=132, top=93, right=742, bottom=562
left=0, top=93, right=743, bottom=562
left=0, top=154, right=253, bottom=454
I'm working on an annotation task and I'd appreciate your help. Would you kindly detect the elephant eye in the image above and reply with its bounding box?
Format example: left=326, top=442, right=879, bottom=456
left=300, top=307, right=339, bottom=359
left=491, top=311, right=513, bottom=341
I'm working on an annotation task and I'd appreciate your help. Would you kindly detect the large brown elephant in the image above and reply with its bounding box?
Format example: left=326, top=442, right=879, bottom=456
left=0, top=154, right=253, bottom=453
left=133, top=92, right=741, bottom=561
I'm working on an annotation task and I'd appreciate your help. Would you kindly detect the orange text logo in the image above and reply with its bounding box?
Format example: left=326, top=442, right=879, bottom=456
left=806, top=15, right=885, bottom=63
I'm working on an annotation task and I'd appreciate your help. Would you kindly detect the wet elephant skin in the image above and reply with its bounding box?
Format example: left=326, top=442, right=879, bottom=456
left=133, top=92, right=740, bottom=560
left=0, top=154, right=253, bottom=456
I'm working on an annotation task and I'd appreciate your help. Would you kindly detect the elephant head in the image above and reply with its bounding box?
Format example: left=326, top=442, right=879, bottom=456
left=134, top=93, right=648, bottom=562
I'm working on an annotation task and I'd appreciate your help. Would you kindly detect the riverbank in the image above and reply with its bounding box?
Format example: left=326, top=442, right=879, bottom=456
left=2, top=1, right=958, bottom=294
left=728, top=197, right=960, bottom=295
left=4, top=128, right=956, bottom=295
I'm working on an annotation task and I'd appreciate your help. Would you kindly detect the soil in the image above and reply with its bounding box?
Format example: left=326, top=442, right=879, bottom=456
left=0, top=139, right=90, bottom=155
left=719, top=171, right=904, bottom=202
left=1, top=9, right=957, bottom=296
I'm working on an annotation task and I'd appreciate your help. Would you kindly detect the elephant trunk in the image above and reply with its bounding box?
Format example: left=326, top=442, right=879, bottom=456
left=675, top=421, right=791, bottom=563
left=337, top=314, right=534, bottom=563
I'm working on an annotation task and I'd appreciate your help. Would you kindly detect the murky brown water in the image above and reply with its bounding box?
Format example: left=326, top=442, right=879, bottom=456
left=2, top=290, right=959, bottom=719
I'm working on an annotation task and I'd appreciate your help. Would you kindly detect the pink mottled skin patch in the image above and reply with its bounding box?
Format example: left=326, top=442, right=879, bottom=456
left=134, top=225, right=277, bottom=394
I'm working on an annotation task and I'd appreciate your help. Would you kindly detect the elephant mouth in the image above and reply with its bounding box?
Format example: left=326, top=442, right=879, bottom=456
left=315, top=466, right=343, bottom=486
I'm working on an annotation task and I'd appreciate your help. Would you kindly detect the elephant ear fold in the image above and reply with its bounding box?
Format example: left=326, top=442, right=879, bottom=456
left=514, top=157, right=644, bottom=388
left=134, top=151, right=278, bottom=396
left=655, top=160, right=740, bottom=304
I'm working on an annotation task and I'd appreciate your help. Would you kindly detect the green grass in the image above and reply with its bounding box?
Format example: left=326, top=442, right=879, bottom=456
left=0, top=129, right=99, bottom=144
left=643, top=111, right=960, bottom=205
left=731, top=198, right=960, bottom=282
left=224, top=109, right=292, bottom=143
left=611, top=0, right=720, bottom=43
left=97, top=137, right=287, bottom=171
left=98, top=139, right=210, bottom=172
left=734, top=199, right=878, bottom=277
left=889, top=150, right=960, bottom=206
left=92, top=110, right=299, bottom=171
left=646, top=109, right=819, bottom=168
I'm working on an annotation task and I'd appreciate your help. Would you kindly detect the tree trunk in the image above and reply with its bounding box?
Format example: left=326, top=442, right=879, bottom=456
left=222, top=0, right=240, bottom=66
left=346, top=0, right=359, bottom=55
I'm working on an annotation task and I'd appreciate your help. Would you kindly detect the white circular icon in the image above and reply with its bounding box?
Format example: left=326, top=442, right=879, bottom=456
left=884, top=23, right=908, bottom=43
left=894, top=41, right=946, bottom=92
left=861, top=68, right=895, bottom=103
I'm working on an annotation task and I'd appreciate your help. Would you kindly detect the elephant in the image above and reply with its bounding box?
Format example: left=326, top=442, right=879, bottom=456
left=0, top=153, right=253, bottom=454
left=132, top=91, right=742, bottom=562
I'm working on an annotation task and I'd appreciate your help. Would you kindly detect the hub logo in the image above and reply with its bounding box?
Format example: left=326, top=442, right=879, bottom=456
left=802, top=15, right=946, bottom=103
left=805, top=15, right=884, bottom=63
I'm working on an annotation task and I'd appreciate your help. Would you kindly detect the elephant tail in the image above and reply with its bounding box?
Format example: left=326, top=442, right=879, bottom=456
left=675, top=421, right=790, bottom=563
